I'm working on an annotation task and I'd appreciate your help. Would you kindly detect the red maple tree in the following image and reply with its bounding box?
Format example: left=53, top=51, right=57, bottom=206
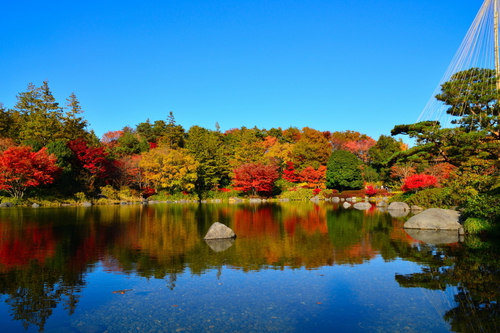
left=282, top=161, right=299, bottom=183
left=67, top=139, right=116, bottom=190
left=232, top=163, right=279, bottom=195
left=401, top=174, right=438, bottom=192
left=0, top=146, right=61, bottom=198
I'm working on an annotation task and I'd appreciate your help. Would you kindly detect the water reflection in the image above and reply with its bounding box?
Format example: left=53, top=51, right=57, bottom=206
left=395, top=238, right=500, bottom=333
left=0, top=203, right=498, bottom=332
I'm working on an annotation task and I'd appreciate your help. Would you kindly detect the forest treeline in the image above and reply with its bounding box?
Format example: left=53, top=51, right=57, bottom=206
left=0, top=81, right=407, bottom=201
left=0, top=70, right=498, bottom=233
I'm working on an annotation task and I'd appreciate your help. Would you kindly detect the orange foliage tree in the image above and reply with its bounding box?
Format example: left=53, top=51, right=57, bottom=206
left=298, top=165, right=327, bottom=189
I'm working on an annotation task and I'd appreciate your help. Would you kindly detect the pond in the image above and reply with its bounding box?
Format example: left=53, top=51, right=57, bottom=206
left=0, top=202, right=499, bottom=333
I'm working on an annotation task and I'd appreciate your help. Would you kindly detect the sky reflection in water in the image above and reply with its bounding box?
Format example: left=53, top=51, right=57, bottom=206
left=0, top=202, right=497, bottom=332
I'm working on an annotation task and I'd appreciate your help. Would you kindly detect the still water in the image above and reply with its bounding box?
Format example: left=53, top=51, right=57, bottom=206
left=0, top=202, right=498, bottom=333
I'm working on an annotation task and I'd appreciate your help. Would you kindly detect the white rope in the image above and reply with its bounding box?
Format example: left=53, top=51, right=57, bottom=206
left=417, top=0, right=498, bottom=127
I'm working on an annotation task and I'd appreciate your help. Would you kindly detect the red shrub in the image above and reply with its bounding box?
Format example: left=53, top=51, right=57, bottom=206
left=402, top=174, right=438, bottom=192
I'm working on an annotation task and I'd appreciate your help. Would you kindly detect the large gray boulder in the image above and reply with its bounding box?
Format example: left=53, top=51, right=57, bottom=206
left=404, top=208, right=461, bottom=230
left=0, top=202, right=14, bottom=207
left=204, top=222, right=236, bottom=240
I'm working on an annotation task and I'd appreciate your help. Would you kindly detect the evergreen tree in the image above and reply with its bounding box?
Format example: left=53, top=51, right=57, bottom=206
left=186, top=125, right=229, bottom=192
left=13, top=82, right=64, bottom=146
left=326, top=150, right=363, bottom=191
left=62, top=93, right=89, bottom=141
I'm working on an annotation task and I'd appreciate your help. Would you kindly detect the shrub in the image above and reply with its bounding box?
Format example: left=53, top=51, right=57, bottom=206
left=340, top=190, right=367, bottom=198
left=75, top=192, right=87, bottom=202
left=100, top=185, right=119, bottom=200
left=203, top=188, right=237, bottom=200
left=462, top=194, right=500, bottom=225
left=402, top=174, right=438, bottom=193
left=365, top=185, right=377, bottom=197
left=404, top=187, right=455, bottom=209
left=142, top=187, right=156, bottom=198
left=118, top=186, right=139, bottom=201
left=463, top=218, right=492, bottom=235
left=279, top=188, right=315, bottom=200
left=321, top=189, right=339, bottom=199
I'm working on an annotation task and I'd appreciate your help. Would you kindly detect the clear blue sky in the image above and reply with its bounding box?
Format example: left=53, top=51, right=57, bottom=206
left=0, top=0, right=482, bottom=140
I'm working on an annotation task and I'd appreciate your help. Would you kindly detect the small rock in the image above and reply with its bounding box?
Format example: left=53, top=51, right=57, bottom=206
left=387, top=202, right=410, bottom=211
left=353, top=202, right=371, bottom=210
left=204, top=222, right=236, bottom=240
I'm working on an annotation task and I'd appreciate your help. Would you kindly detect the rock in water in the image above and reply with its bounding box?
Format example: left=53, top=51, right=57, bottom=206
left=404, top=208, right=461, bottom=230
left=353, top=202, right=371, bottom=210
left=387, top=202, right=410, bottom=211
left=204, top=222, right=236, bottom=240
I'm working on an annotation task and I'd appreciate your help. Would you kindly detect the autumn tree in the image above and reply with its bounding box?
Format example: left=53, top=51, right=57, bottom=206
left=330, top=130, right=368, bottom=150
left=342, top=137, right=376, bottom=163
left=113, top=155, right=144, bottom=189
left=422, top=163, right=456, bottom=184
left=298, top=165, right=327, bottom=189
left=282, top=127, right=302, bottom=143
left=292, top=127, right=331, bottom=170
left=224, top=127, right=266, bottom=169
left=232, top=163, right=279, bottom=196
left=139, top=146, right=198, bottom=192
left=390, top=162, right=416, bottom=186
left=101, top=130, right=123, bottom=150
left=67, top=139, right=116, bottom=192
left=264, top=141, right=294, bottom=169
left=326, top=150, right=363, bottom=191
left=0, top=146, right=61, bottom=198
left=282, top=161, right=299, bottom=183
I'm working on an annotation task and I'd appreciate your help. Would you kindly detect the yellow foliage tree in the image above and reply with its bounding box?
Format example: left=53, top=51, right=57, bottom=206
left=139, top=146, right=198, bottom=192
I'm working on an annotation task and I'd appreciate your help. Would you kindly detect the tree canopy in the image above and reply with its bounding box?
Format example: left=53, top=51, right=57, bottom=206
left=326, top=150, right=363, bottom=191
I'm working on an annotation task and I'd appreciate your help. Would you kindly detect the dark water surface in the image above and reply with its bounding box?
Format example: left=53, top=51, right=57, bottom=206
left=0, top=202, right=499, bottom=332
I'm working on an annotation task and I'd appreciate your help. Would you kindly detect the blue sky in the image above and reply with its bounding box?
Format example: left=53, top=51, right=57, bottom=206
left=0, top=0, right=482, bottom=140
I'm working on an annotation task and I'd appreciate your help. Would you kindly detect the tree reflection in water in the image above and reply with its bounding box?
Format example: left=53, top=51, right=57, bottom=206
left=0, top=204, right=498, bottom=332
left=395, top=237, right=500, bottom=333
